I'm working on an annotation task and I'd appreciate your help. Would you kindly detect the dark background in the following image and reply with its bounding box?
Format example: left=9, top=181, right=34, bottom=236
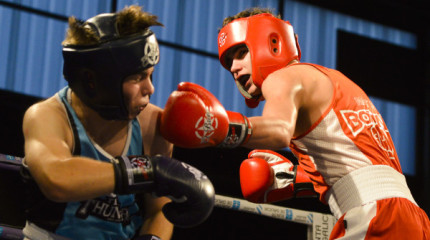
left=1, top=0, right=430, bottom=239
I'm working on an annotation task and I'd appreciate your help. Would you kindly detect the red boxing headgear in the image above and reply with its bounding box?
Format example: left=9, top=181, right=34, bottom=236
left=218, top=13, right=301, bottom=107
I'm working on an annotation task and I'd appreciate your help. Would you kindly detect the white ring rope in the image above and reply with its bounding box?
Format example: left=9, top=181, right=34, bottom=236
left=0, top=154, right=336, bottom=239
left=0, top=154, right=23, bottom=164
left=214, top=195, right=336, bottom=240
left=215, top=194, right=313, bottom=225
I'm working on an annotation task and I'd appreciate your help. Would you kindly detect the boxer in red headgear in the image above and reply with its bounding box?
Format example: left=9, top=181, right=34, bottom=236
left=160, top=7, right=430, bottom=239
left=218, top=11, right=301, bottom=108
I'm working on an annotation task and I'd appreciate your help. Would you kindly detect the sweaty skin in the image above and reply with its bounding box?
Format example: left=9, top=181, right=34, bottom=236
left=23, top=67, right=173, bottom=239
left=227, top=46, right=333, bottom=150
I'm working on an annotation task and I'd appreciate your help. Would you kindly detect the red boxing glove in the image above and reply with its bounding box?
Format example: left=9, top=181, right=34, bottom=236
left=160, top=82, right=252, bottom=148
left=240, top=149, right=317, bottom=203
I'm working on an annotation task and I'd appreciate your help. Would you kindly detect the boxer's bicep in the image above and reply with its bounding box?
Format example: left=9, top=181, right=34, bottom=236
left=23, top=102, right=73, bottom=184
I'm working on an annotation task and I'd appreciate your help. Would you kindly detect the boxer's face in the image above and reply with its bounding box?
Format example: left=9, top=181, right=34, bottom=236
left=227, top=45, right=261, bottom=98
left=122, top=67, right=155, bottom=119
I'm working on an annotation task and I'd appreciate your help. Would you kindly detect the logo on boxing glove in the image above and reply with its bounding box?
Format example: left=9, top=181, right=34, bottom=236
left=130, top=156, right=151, bottom=169
left=127, top=156, right=152, bottom=181
left=194, top=107, right=218, bottom=143
left=223, top=125, right=239, bottom=145
left=181, top=162, right=208, bottom=181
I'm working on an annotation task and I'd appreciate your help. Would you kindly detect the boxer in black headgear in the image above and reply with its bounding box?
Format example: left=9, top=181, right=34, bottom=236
left=62, top=11, right=161, bottom=120
left=21, top=5, right=214, bottom=240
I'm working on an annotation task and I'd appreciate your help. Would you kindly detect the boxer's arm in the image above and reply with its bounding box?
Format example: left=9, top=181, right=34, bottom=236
left=137, top=104, right=174, bottom=238
left=139, top=103, right=173, bottom=157
left=244, top=65, right=334, bottom=150
left=242, top=69, right=303, bottom=150
left=138, top=194, right=173, bottom=240
left=23, top=99, right=116, bottom=202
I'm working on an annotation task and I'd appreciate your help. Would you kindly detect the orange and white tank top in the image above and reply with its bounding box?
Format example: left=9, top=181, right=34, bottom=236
left=289, top=63, right=402, bottom=203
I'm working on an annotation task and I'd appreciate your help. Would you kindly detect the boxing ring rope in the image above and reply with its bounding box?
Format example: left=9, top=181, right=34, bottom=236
left=215, top=195, right=335, bottom=240
left=0, top=154, right=335, bottom=240
left=0, top=154, right=25, bottom=240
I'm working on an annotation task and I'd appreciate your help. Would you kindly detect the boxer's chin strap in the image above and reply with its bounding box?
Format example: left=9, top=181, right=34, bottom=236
left=233, top=77, right=263, bottom=108
left=245, top=96, right=261, bottom=108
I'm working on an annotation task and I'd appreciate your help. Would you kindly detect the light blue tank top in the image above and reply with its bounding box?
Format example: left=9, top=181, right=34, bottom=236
left=56, top=87, right=144, bottom=239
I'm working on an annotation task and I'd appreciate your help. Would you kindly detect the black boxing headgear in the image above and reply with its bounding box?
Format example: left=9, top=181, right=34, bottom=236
left=62, top=13, right=160, bottom=120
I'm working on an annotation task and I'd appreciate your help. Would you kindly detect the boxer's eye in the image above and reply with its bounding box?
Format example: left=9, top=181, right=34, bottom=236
left=236, top=48, right=248, bottom=59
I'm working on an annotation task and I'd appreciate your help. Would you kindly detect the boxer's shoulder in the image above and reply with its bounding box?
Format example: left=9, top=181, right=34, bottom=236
left=25, top=96, right=64, bottom=119
left=23, top=96, right=71, bottom=135
left=137, top=103, right=162, bottom=128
